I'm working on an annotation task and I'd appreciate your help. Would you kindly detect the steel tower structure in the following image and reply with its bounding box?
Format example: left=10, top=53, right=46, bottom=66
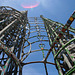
left=0, top=6, right=75, bottom=75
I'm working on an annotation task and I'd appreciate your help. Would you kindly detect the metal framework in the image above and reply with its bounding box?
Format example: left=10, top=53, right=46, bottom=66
left=0, top=6, right=75, bottom=75
left=41, top=12, right=75, bottom=75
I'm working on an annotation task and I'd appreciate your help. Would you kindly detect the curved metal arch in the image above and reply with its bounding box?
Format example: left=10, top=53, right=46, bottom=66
left=0, top=6, right=22, bottom=20
left=26, top=35, right=48, bottom=39
left=23, top=49, right=49, bottom=55
left=22, top=61, right=57, bottom=66
left=24, top=40, right=49, bottom=48
left=21, top=39, right=49, bottom=62
left=29, top=30, right=46, bottom=33
left=0, top=6, right=23, bottom=14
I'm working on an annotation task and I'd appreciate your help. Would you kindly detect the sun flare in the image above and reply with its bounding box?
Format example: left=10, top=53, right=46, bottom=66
left=21, top=0, right=40, bottom=8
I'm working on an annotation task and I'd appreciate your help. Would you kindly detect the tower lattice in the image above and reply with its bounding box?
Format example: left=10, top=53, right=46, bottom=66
left=0, top=6, right=75, bottom=75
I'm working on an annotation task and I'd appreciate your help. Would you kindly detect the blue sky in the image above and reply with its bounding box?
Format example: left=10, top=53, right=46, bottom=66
left=0, top=0, right=75, bottom=24
left=0, top=0, right=75, bottom=75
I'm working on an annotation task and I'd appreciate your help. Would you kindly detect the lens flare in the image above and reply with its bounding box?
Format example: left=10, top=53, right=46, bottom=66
left=21, top=1, right=40, bottom=8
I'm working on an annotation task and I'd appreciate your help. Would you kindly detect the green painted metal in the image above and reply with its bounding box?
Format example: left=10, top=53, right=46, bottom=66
left=41, top=11, right=75, bottom=75
left=54, top=38, right=75, bottom=59
left=64, top=65, right=75, bottom=75
left=0, top=6, right=75, bottom=75
left=1, top=59, right=11, bottom=75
